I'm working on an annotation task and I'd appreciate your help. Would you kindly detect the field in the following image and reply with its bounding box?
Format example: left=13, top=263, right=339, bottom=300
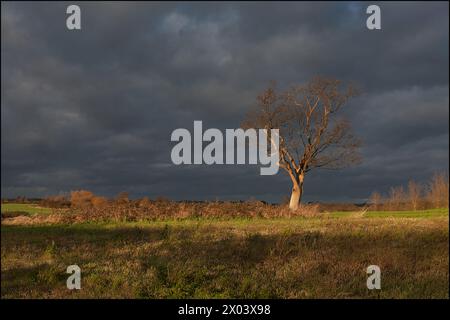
left=1, top=204, right=448, bottom=299
left=1, top=203, right=53, bottom=216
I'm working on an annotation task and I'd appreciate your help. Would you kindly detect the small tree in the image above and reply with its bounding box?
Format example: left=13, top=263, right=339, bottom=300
left=427, top=172, right=449, bottom=209
left=407, top=180, right=421, bottom=211
left=369, top=191, right=382, bottom=211
left=387, top=186, right=405, bottom=211
left=243, top=77, right=362, bottom=210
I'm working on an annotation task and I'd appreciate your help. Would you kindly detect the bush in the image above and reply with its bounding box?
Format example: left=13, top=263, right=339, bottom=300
left=40, top=195, right=70, bottom=208
left=70, top=190, right=94, bottom=208
left=91, top=196, right=109, bottom=208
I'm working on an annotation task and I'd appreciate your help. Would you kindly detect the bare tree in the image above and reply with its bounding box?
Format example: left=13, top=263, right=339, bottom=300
left=427, top=172, right=449, bottom=209
left=387, top=186, right=406, bottom=211
left=369, top=191, right=383, bottom=211
left=243, top=77, right=362, bottom=210
left=407, top=180, right=421, bottom=211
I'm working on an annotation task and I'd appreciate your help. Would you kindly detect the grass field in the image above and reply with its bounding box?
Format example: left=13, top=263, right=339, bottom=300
left=1, top=203, right=53, bottom=215
left=1, top=205, right=448, bottom=298
left=331, top=208, right=448, bottom=218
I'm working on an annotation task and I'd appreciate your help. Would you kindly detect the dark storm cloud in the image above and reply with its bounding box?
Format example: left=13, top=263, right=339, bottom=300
left=1, top=1, right=448, bottom=202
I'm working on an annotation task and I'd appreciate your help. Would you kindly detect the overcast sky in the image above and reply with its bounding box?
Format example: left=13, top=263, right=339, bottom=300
left=1, top=1, right=449, bottom=203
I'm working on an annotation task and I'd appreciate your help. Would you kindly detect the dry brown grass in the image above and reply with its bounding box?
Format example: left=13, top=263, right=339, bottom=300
left=1, top=216, right=448, bottom=298
left=27, top=201, right=322, bottom=224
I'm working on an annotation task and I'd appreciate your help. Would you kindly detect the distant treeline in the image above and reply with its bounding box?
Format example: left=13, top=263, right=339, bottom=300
left=368, top=172, right=449, bottom=211
left=2, top=172, right=448, bottom=213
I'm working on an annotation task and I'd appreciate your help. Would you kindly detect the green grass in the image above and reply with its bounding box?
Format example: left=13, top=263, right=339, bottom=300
left=1, top=203, right=52, bottom=215
left=1, top=212, right=448, bottom=299
left=330, top=208, right=449, bottom=218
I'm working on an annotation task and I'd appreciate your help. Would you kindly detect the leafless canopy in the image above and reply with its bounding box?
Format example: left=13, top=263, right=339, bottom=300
left=243, top=76, right=362, bottom=208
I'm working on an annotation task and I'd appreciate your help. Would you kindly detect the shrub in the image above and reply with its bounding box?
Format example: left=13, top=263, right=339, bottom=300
left=40, top=195, right=70, bottom=208
left=70, top=190, right=94, bottom=208
left=115, top=192, right=129, bottom=205
left=91, top=196, right=109, bottom=208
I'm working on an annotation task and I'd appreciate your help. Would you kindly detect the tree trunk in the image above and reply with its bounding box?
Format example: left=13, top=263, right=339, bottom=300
left=288, top=174, right=304, bottom=211
left=289, top=186, right=301, bottom=210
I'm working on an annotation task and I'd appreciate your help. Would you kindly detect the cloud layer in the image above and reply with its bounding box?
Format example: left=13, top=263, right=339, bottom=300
left=1, top=2, right=449, bottom=202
